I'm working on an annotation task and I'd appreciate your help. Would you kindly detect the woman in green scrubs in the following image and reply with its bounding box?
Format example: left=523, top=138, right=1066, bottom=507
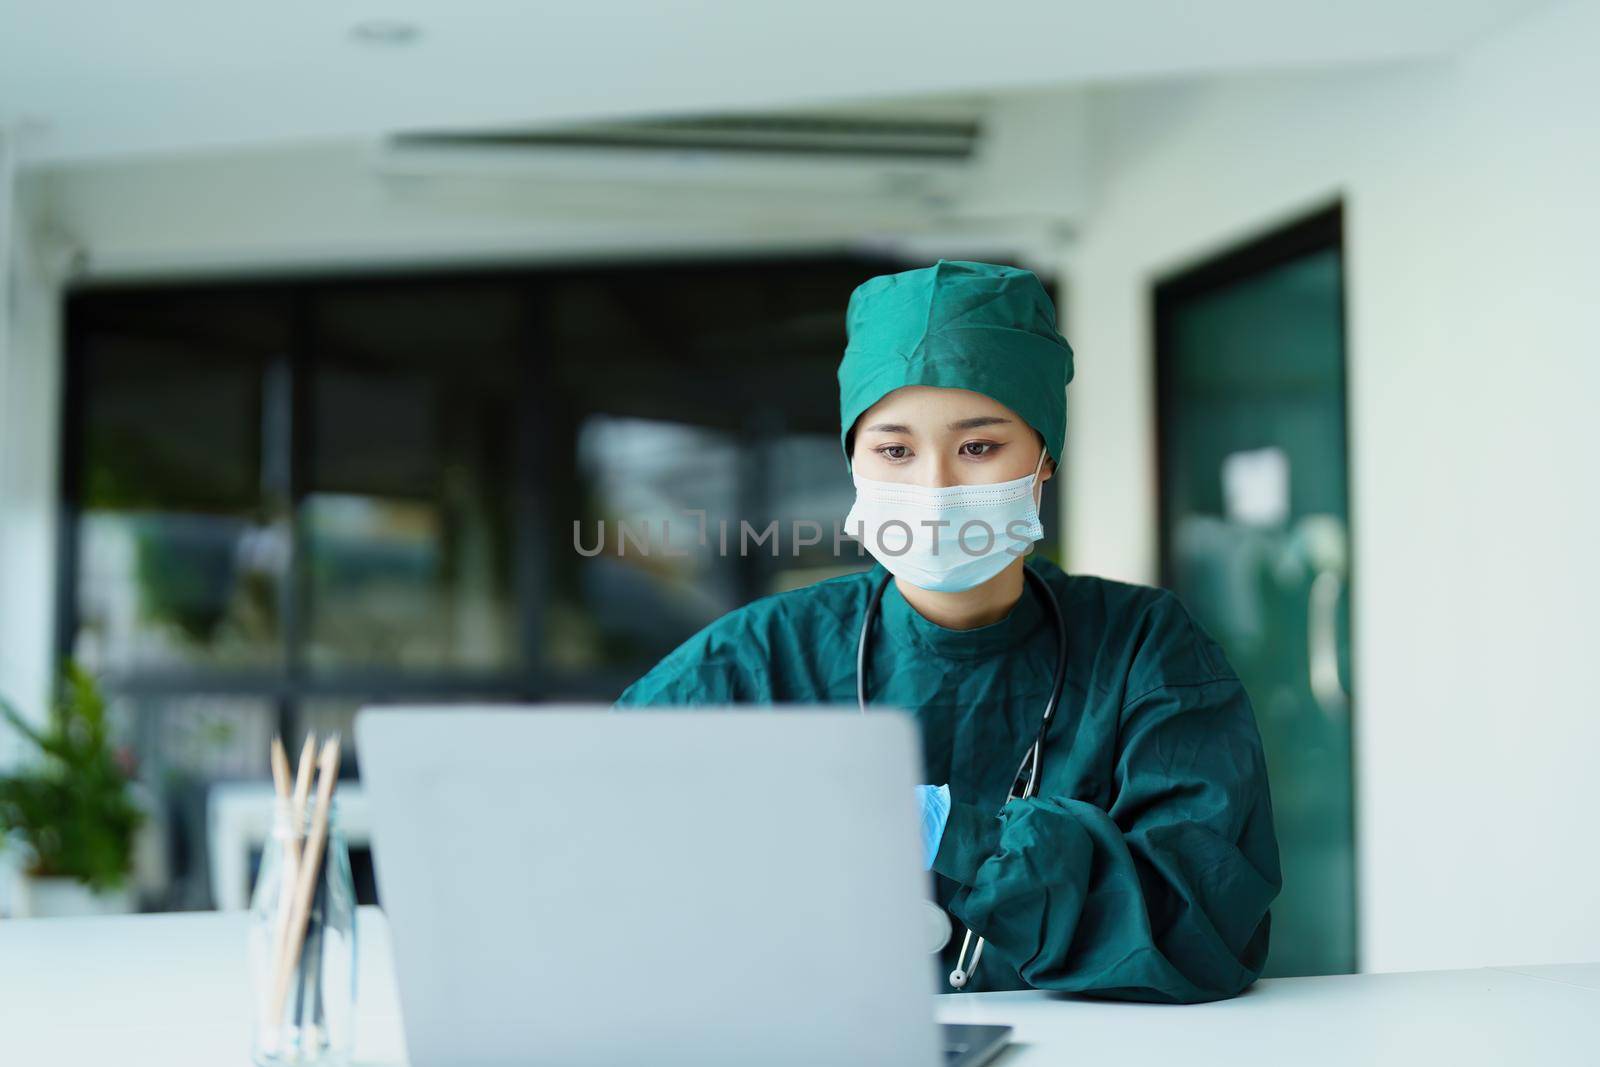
left=615, top=260, right=1281, bottom=1003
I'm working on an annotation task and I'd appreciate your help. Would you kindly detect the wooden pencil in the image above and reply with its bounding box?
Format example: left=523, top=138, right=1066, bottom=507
left=270, top=737, right=291, bottom=801
left=292, top=734, right=317, bottom=821
left=267, top=736, right=298, bottom=985
left=271, top=734, right=317, bottom=982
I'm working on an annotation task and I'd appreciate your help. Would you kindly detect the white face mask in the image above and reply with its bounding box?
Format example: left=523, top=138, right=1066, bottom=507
left=844, top=447, right=1048, bottom=593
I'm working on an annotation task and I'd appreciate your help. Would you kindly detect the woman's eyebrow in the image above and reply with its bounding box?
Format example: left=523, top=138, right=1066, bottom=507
left=862, top=415, right=1014, bottom=434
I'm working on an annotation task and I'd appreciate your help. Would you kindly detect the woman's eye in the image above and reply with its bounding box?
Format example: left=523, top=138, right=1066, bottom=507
left=960, top=441, right=998, bottom=457
left=876, top=444, right=911, bottom=461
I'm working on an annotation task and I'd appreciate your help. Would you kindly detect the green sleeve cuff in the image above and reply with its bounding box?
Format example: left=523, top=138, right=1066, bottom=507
left=930, top=799, right=1004, bottom=886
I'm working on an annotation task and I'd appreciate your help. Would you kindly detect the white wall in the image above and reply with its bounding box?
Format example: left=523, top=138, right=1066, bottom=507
left=1066, top=0, right=1600, bottom=971
left=0, top=157, right=66, bottom=743
left=28, top=92, right=1089, bottom=284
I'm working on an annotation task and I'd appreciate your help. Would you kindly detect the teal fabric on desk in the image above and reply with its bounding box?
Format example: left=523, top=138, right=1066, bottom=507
left=614, top=555, right=1282, bottom=1003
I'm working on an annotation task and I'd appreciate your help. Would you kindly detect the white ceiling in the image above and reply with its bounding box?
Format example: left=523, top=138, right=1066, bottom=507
left=0, top=0, right=1557, bottom=165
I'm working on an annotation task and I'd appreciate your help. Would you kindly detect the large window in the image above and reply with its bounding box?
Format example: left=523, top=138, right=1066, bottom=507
left=61, top=253, right=1057, bottom=906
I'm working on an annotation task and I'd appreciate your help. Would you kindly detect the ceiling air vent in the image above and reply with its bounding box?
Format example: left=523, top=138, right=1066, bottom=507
left=373, top=111, right=985, bottom=200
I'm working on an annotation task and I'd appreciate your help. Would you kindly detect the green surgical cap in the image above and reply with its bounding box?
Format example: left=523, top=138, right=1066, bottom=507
left=837, top=259, right=1075, bottom=470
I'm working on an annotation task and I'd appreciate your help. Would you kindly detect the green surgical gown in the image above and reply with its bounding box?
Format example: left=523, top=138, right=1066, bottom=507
left=614, top=556, right=1282, bottom=1002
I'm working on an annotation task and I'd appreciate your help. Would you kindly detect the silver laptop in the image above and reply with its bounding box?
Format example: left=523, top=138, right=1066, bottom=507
left=356, top=706, right=1010, bottom=1067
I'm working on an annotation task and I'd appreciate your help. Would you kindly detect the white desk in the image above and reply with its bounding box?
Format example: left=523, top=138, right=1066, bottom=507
left=1, top=907, right=1594, bottom=1065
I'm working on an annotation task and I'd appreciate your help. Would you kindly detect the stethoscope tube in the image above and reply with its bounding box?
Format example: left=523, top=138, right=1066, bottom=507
left=857, top=564, right=1069, bottom=991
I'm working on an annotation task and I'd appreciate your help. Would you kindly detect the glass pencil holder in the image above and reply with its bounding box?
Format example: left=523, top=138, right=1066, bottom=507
left=249, top=796, right=357, bottom=1067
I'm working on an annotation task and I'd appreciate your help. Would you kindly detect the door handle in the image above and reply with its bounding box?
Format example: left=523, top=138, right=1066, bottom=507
left=1295, top=514, right=1348, bottom=719
left=1308, top=569, right=1347, bottom=718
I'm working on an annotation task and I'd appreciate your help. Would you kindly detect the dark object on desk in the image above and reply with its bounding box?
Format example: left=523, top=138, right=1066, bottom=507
left=943, top=1023, right=1012, bottom=1066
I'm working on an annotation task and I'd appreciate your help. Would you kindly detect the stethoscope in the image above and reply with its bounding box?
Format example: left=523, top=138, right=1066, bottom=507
left=856, top=564, right=1069, bottom=990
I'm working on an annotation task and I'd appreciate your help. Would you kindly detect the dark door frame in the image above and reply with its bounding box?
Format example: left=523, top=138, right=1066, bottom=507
left=1150, top=199, right=1359, bottom=972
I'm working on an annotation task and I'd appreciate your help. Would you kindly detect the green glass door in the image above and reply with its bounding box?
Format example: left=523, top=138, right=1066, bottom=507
left=1154, top=206, right=1356, bottom=977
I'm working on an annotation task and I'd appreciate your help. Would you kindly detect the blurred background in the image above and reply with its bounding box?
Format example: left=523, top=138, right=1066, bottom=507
left=1, top=0, right=1596, bottom=982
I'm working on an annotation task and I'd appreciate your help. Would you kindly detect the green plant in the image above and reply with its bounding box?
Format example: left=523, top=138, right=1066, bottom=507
left=0, top=662, right=144, bottom=891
